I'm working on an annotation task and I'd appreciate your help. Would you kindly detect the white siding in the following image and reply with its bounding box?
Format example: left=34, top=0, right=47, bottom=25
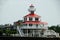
left=27, top=17, right=29, bottom=21
left=33, top=17, right=35, bottom=21
left=20, top=24, right=47, bottom=29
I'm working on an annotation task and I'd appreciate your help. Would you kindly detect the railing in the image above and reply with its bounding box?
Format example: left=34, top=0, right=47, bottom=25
left=20, top=26, right=45, bottom=29
left=17, top=26, right=24, bottom=37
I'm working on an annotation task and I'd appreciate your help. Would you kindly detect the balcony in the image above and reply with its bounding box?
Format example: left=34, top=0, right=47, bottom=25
left=20, top=25, right=45, bottom=29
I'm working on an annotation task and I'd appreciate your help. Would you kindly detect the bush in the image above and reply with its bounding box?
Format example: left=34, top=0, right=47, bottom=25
left=4, top=29, right=17, bottom=36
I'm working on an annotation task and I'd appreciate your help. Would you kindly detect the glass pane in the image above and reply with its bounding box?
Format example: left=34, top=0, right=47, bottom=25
left=24, top=24, right=27, bottom=26
left=35, top=18, right=39, bottom=21
left=22, top=29, right=27, bottom=34
left=24, top=17, right=27, bottom=21
left=36, top=24, right=38, bottom=27
left=29, top=17, right=32, bottom=21
left=29, top=24, right=32, bottom=26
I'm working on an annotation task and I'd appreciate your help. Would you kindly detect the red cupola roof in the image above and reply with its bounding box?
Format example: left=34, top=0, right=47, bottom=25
left=24, top=13, right=41, bottom=18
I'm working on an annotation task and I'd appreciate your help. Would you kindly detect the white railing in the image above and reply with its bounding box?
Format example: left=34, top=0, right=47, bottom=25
left=20, top=26, right=47, bottom=30
left=17, top=26, right=24, bottom=37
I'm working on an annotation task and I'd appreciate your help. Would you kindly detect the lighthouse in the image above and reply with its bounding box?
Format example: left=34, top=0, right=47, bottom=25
left=16, top=4, right=60, bottom=37
left=17, top=4, right=48, bottom=37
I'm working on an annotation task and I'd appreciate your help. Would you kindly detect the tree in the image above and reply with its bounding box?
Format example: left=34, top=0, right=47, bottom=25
left=14, top=20, right=23, bottom=26
left=48, top=26, right=56, bottom=30
left=0, top=28, right=3, bottom=36
left=5, top=29, right=11, bottom=36
left=48, top=25, right=60, bottom=34
left=4, top=28, right=17, bottom=36
left=55, top=25, right=60, bottom=33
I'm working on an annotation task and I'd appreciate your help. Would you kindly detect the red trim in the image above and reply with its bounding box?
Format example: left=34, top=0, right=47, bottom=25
left=23, top=21, right=48, bottom=25
left=24, top=13, right=41, bottom=18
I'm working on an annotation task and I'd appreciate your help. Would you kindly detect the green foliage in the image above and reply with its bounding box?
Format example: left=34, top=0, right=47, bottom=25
left=17, top=20, right=23, bottom=22
left=3, top=28, right=17, bottom=36
left=0, top=28, right=3, bottom=33
left=48, top=25, right=60, bottom=33
left=48, top=26, right=56, bottom=30
left=5, top=29, right=10, bottom=35
left=10, top=29, right=17, bottom=34
left=14, top=20, right=23, bottom=26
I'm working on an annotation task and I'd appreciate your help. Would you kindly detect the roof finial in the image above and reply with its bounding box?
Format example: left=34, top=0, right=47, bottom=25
left=30, top=4, right=34, bottom=7
left=28, top=4, right=36, bottom=14
left=31, top=4, right=33, bottom=6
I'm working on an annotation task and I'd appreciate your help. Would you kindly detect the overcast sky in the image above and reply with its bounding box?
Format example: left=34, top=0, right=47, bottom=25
left=0, top=0, right=60, bottom=26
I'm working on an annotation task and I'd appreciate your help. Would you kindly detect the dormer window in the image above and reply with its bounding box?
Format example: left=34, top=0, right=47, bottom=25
left=24, top=17, right=27, bottom=21
left=24, top=24, right=27, bottom=26
left=29, top=24, right=32, bottom=26
left=35, top=18, right=39, bottom=21
left=29, top=17, right=32, bottom=21
left=36, top=24, right=38, bottom=27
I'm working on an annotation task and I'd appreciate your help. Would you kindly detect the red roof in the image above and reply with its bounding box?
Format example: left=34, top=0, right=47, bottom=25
left=23, top=21, right=48, bottom=25
left=24, top=13, right=41, bottom=18
left=41, top=22, right=48, bottom=25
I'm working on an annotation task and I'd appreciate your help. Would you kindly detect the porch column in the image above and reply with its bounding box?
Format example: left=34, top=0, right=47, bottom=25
left=27, top=29, right=28, bottom=37
left=32, top=29, right=34, bottom=37
left=39, top=30, right=40, bottom=37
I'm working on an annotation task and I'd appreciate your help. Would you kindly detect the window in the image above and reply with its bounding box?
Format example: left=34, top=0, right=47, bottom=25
left=36, top=24, right=38, bottom=28
left=22, top=29, right=31, bottom=34
left=35, top=18, right=39, bottom=21
left=41, top=32, right=44, bottom=35
left=24, top=17, right=27, bottom=21
left=29, top=24, right=32, bottom=26
left=22, top=29, right=27, bottom=34
left=36, top=24, right=38, bottom=27
left=28, top=29, right=30, bottom=33
left=40, top=24, right=44, bottom=27
left=24, top=24, right=27, bottom=26
left=29, top=17, right=32, bottom=21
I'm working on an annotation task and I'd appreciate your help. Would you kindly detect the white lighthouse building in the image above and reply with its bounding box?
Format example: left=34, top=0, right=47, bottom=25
left=16, top=4, right=59, bottom=37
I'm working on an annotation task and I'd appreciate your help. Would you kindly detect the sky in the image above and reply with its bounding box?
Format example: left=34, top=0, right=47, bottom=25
left=0, top=0, right=60, bottom=26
